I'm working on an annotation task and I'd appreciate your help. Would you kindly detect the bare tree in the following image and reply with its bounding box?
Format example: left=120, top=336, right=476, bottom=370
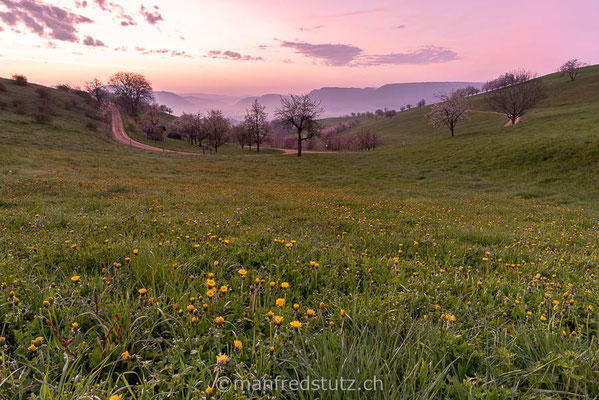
left=426, top=93, right=469, bottom=137
left=451, top=86, right=480, bottom=99
left=108, top=72, right=154, bottom=115
left=204, top=109, right=230, bottom=153
left=244, top=99, right=270, bottom=152
left=139, top=104, right=165, bottom=141
left=85, top=78, right=106, bottom=104
left=484, top=70, right=545, bottom=125
left=170, top=113, right=203, bottom=146
left=231, top=123, right=253, bottom=150
left=275, top=94, right=323, bottom=156
left=416, top=99, right=426, bottom=107
left=559, top=59, right=586, bottom=81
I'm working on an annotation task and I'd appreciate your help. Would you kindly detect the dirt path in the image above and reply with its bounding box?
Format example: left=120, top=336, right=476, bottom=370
left=110, top=105, right=200, bottom=155
left=109, top=106, right=333, bottom=156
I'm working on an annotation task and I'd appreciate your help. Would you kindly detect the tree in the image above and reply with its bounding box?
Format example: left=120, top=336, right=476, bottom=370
left=559, top=59, right=586, bottom=81
left=232, top=123, right=253, bottom=150
left=275, top=94, right=323, bottom=156
left=85, top=78, right=106, bottom=104
left=400, top=106, right=406, bottom=112
left=244, top=99, right=270, bottom=152
left=417, top=99, right=426, bottom=107
left=426, top=92, right=469, bottom=137
left=108, top=72, right=154, bottom=115
left=139, top=104, right=165, bottom=141
left=452, top=85, right=480, bottom=99
left=11, top=74, right=27, bottom=86
left=204, top=110, right=230, bottom=153
left=406, top=104, right=412, bottom=110
left=384, top=109, right=397, bottom=118
left=170, top=113, right=203, bottom=146
left=484, top=70, right=545, bottom=125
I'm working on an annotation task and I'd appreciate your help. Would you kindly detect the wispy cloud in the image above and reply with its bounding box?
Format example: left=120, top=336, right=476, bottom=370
left=0, top=0, right=93, bottom=42
left=297, top=25, right=325, bottom=31
left=318, top=8, right=386, bottom=18
left=135, top=46, right=191, bottom=58
left=394, top=24, right=406, bottom=29
left=206, top=50, right=264, bottom=61
left=140, top=4, right=162, bottom=25
left=280, top=40, right=362, bottom=66
left=280, top=40, right=458, bottom=67
left=357, top=46, right=458, bottom=66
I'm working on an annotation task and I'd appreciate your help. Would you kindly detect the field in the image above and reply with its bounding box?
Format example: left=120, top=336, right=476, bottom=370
left=1, top=67, right=599, bottom=399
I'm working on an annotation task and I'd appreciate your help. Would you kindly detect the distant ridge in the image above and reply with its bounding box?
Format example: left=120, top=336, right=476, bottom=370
left=154, top=81, right=482, bottom=118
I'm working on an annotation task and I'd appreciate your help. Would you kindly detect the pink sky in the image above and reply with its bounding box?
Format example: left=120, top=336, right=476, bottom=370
left=1, top=0, right=598, bottom=95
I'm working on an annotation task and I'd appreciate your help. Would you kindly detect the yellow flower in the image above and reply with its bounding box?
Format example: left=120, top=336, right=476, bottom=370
left=267, top=310, right=274, bottom=318
left=133, top=249, right=139, bottom=255
left=138, top=288, right=147, bottom=295
left=205, top=387, right=213, bottom=396
left=71, top=275, right=80, bottom=283
left=281, top=282, right=289, bottom=289
left=269, top=281, right=276, bottom=287
left=109, top=395, right=123, bottom=400
left=273, top=316, right=283, bottom=325
left=0, top=337, right=6, bottom=346
left=340, top=309, right=345, bottom=316
left=234, top=340, right=242, bottom=350
left=293, top=303, right=299, bottom=310
left=71, top=322, right=78, bottom=329
left=206, top=279, right=216, bottom=287
left=238, top=269, right=247, bottom=276
left=206, top=289, right=215, bottom=298
left=276, top=298, right=285, bottom=307
left=290, top=320, right=302, bottom=330
left=28, top=344, right=37, bottom=352
left=215, top=316, right=225, bottom=325
left=589, top=305, right=594, bottom=312
left=306, top=309, right=315, bottom=316
left=216, top=353, right=229, bottom=365
left=540, top=315, right=547, bottom=322
left=187, top=304, right=195, bottom=312
left=434, top=304, right=441, bottom=311
left=213, top=261, right=219, bottom=266
left=122, top=351, right=130, bottom=360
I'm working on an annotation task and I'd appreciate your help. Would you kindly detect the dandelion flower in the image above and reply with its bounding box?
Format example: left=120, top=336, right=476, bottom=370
left=281, top=282, right=289, bottom=289
left=138, top=288, right=147, bottom=295
left=216, top=353, right=229, bottom=365
left=71, top=275, right=81, bottom=283
left=238, top=269, right=247, bottom=276
left=276, top=298, right=285, bottom=307
left=234, top=340, right=242, bottom=350
left=273, top=316, right=283, bottom=325
left=307, top=309, right=315, bottom=316
left=215, top=316, right=225, bottom=325
left=290, top=320, right=302, bottom=330
left=122, top=351, right=130, bottom=360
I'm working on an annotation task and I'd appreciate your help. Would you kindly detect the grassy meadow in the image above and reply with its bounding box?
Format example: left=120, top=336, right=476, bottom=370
left=1, top=67, right=599, bottom=399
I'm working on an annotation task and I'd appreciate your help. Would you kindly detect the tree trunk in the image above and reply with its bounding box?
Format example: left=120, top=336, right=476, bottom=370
left=297, top=135, right=302, bottom=156
left=451, top=127, right=454, bottom=137
left=257, top=141, right=260, bottom=152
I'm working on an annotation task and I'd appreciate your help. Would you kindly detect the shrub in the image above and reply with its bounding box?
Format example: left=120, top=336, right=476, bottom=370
left=35, top=87, right=51, bottom=99
left=167, top=132, right=182, bottom=140
left=56, top=84, right=71, bottom=92
left=12, top=74, right=28, bottom=86
left=33, top=111, right=53, bottom=124
left=12, top=99, right=27, bottom=114
left=0, top=82, right=6, bottom=92
left=85, top=121, right=98, bottom=131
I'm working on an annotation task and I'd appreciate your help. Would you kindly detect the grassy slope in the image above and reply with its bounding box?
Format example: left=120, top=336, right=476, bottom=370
left=1, top=69, right=599, bottom=398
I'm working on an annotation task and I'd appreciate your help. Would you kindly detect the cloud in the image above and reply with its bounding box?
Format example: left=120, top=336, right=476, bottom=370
left=206, top=50, right=264, bottom=61
left=82, top=35, right=106, bottom=47
left=93, top=0, right=107, bottom=10
left=0, top=0, right=93, bottom=42
left=136, top=46, right=191, bottom=58
left=319, top=8, right=386, bottom=18
left=357, top=46, right=458, bottom=66
left=280, top=40, right=458, bottom=67
left=297, top=25, right=324, bottom=31
left=280, top=40, right=362, bottom=66
left=394, top=24, right=406, bottom=29
left=140, top=4, right=162, bottom=24
left=74, top=1, right=87, bottom=8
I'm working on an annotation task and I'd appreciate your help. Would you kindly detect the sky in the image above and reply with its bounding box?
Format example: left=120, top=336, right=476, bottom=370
left=1, top=0, right=598, bottom=95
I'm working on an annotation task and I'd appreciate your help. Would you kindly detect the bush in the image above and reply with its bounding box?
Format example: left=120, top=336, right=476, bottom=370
left=56, top=84, right=71, bottom=92
left=167, top=132, right=182, bottom=140
left=33, top=111, right=53, bottom=124
left=12, top=74, right=27, bottom=86
left=85, top=121, right=98, bottom=131
left=35, top=87, right=51, bottom=99
left=12, top=99, right=27, bottom=114
left=0, top=82, right=6, bottom=92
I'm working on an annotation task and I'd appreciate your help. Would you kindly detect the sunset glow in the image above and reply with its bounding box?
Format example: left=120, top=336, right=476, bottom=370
left=1, top=0, right=598, bottom=94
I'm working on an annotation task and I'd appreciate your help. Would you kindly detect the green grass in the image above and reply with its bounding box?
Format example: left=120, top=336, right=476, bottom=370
left=1, top=68, right=599, bottom=399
